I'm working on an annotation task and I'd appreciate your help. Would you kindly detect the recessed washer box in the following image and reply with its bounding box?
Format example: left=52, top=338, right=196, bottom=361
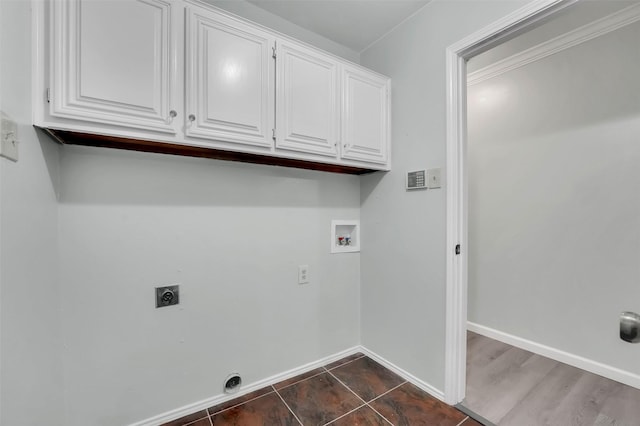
left=331, top=220, right=360, bottom=253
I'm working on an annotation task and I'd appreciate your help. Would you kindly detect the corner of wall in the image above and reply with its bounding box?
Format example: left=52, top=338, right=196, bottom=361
left=1, top=0, right=64, bottom=424
left=205, top=0, right=360, bottom=63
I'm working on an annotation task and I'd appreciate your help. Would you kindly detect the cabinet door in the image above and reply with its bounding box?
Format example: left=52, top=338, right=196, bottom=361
left=185, top=7, right=274, bottom=148
left=51, top=0, right=178, bottom=133
left=341, top=65, right=390, bottom=165
left=276, top=41, right=339, bottom=157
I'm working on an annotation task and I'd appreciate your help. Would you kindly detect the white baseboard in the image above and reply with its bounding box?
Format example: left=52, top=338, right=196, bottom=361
left=467, top=322, right=640, bottom=389
left=359, top=346, right=445, bottom=401
left=130, top=345, right=447, bottom=425
left=129, top=346, right=361, bottom=426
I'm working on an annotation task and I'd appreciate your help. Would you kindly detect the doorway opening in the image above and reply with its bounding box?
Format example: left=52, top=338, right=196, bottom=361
left=445, top=0, right=640, bottom=424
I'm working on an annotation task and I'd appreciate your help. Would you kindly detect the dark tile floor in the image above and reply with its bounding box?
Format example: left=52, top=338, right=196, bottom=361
left=163, top=353, right=483, bottom=426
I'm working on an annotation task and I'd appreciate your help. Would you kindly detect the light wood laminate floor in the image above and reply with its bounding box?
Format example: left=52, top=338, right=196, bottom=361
left=463, top=331, right=640, bottom=426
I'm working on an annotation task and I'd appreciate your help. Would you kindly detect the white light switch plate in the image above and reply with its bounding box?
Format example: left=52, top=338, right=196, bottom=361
left=0, top=112, right=18, bottom=162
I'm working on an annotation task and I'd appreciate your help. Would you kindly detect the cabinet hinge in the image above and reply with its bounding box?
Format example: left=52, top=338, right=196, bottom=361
left=272, top=43, right=277, bottom=59
left=46, top=88, right=50, bottom=103
left=272, top=128, right=276, bottom=141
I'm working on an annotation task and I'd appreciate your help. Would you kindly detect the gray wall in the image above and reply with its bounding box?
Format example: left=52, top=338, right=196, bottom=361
left=53, top=1, right=362, bottom=425
left=58, top=148, right=361, bottom=425
left=0, top=0, right=361, bottom=425
left=0, top=1, right=64, bottom=425
left=359, top=0, right=528, bottom=393
left=54, top=1, right=362, bottom=424
left=467, top=20, right=640, bottom=375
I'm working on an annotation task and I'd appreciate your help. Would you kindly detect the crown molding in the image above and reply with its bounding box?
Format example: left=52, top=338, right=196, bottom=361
left=467, top=3, right=640, bottom=86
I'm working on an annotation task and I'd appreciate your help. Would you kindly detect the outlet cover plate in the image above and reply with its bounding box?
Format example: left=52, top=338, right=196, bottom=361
left=298, top=265, right=310, bottom=284
left=0, top=112, right=18, bottom=162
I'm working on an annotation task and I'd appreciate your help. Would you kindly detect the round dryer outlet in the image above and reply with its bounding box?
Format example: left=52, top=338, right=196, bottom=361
left=224, top=373, right=242, bottom=394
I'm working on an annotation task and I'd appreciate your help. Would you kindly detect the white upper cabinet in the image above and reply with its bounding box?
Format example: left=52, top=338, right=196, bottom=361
left=39, top=0, right=391, bottom=172
left=185, top=6, right=274, bottom=148
left=341, top=65, right=390, bottom=165
left=51, top=0, right=179, bottom=133
left=275, top=41, right=339, bottom=158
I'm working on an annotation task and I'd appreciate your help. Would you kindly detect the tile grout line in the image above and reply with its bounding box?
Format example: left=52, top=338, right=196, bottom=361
left=324, top=368, right=396, bottom=425
left=364, top=402, right=394, bottom=426
left=367, top=380, right=407, bottom=404
left=275, top=353, right=366, bottom=393
left=327, top=368, right=406, bottom=426
left=364, top=379, right=408, bottom=424
left=177, top=412, right=212, bottom=426
left=274, top=356, right=367, bottom=426
left=456, top=416, right=470, bottom=426
left=272, top=385, right=305, bottom=426
left=321, top=402, right=367, bottom=426
left=207, top=389, right=275, bottom=417
left=325, top=369, right=368, bottom=405
left=344, top=374, right=408, bottom=426
left=275, top=369, right=328, bottom=391
left=324, top=354, right=366, bottom=371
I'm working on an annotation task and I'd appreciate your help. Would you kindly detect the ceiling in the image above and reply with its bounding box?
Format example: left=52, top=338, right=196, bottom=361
left=245, top=0, right=431, bottom=52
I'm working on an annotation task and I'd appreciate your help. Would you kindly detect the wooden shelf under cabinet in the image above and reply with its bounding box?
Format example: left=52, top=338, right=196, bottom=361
left=39, top=128, right=380, bottom=175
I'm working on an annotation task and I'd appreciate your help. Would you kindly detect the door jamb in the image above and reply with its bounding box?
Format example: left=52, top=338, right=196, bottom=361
left=443, top=0, right=578, bottom=405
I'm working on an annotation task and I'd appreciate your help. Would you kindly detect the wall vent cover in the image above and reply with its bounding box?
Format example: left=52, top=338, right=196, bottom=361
left=406, top=170, right=427, bottom=190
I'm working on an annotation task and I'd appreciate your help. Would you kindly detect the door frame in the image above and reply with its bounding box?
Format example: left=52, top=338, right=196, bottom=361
left=443, top=0, right=578, bottom=405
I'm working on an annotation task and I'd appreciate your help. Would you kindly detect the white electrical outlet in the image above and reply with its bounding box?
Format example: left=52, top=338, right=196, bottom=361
left=298, top=265, right=309, bottom=284
left=0, top=112, right=18, bottom=162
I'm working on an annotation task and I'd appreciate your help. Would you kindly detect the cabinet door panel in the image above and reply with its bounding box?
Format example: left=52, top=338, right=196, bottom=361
left=341, top=67, right=389, bottom=165
left=276, top=42, right=338, bottom=157
left=186, top=8, right=273, bottom=148
left=52, top=0, right=176, bottom=133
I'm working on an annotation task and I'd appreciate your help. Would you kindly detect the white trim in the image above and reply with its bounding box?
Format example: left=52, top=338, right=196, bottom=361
left=128, top=346, right=361, bottom=426
left=444, top=42, right=467, bottom=405
left=444, top=0, right=577, bottom=406
left=468, top=2, right=640, bottom=86
left=446, top=0, right=577, bottom=60
left=359, top=346, right=445, bottom=402
left=468, top=322, right=640, bottom=390
left=32, top=0, right=45, bottom=126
